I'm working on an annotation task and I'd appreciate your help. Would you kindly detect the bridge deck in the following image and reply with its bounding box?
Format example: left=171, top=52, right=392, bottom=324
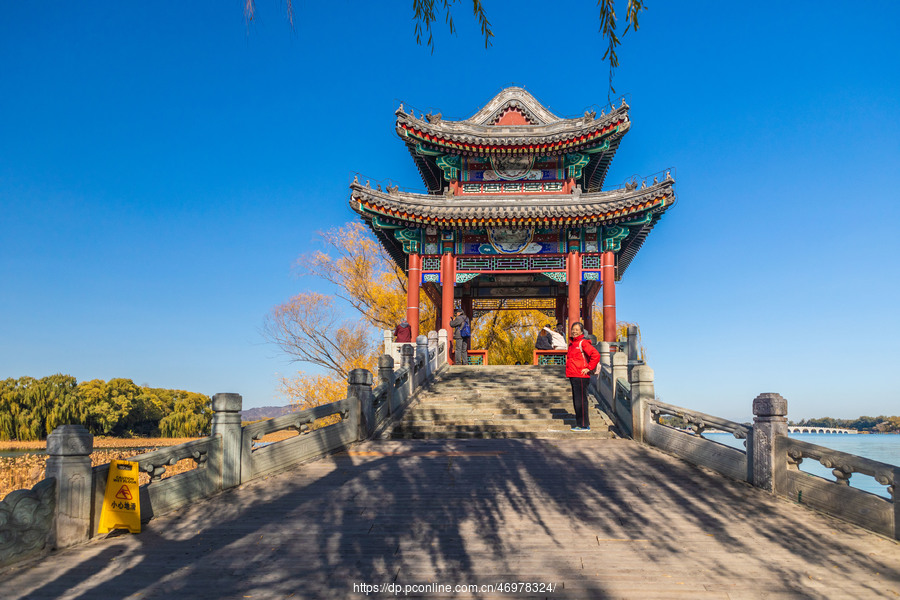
left=2, top=438, right=898, bottom=599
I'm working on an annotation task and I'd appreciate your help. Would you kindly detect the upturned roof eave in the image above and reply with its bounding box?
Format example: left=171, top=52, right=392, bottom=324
left=395, top=113, right=630, bottom=152
left=348, top=178, right=675, bottom=228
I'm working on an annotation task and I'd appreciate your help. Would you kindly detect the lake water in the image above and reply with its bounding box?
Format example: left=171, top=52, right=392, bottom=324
left=705, top=432, right=900, bottom=499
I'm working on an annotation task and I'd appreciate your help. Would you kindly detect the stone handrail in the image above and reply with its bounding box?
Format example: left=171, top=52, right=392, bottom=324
left=91, top=435, right=223, bottom=528
left=0, top=328, right=451, bottom=568
left=240, top=397, right=355, bottom=484
left=641, top=398, right=751, bottom=483
left=130, top=437, right=215, bottom=481
left=242, top=400, right=349, bottom=442
left=774, top=436, right=898, bottom=538
left=647, top=399, right=751, bottom=440
left=591, top=350, right=898, bottom=540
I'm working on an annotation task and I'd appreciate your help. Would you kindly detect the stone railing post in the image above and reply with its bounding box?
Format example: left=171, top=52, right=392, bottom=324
left=45, top=425, right=93, bottom=548
left=401, top=343, right=415, bottom=397
left=610, top=352, right=628, bottom=421
left=626, top=325, right=639, bottom=362
left=416, top=334, right=430, bottom=382
left=212, top=393, right=243, bottom=491
left=626, top=325, right=639, bottom=381
left=438, top=329, right=449, bottom=368
left=378, top=354, right=396, bottom=415
left=598, top=341, right=611, bottom=370
left=751, top=393, right=788, bottom=492
left=630, top=365, right=654, bottom=444
left=383, top=329, right=393, bottom=357
left=427, top=330, right=438, bottom=348
left=348, top=369, right=374, bottom=440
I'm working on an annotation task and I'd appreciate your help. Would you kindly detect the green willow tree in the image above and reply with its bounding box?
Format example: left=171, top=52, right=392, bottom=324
left=0, top=375, right=213, bottom=441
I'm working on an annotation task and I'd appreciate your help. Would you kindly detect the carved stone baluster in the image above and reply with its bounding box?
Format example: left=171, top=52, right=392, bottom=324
left=630, top=365, right=654, bottom=444
left=821, top=457, right=852, bottom=486
left=786, top=448, right=803, bottom=471
left=212, top=393, right=243, bottom=490
left=379, top=354, right=396, bottom=415
left=348, top=369, right=375, bottom=440
left=752, top=392, right=788, bottom=492
left=45, top=425, right=93, bottom=548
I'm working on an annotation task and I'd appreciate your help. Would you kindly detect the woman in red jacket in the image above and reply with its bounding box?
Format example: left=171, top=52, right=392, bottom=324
left=566, top=322, right=601, bottom=432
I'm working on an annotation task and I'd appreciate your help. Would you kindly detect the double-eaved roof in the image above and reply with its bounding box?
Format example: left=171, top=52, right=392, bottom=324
left=396, top=87, right=630, bottom=193
left=350, top=87, right=675, bottom=280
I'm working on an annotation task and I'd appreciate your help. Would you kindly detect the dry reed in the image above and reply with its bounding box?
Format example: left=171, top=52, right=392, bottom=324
left=0, top=437, right=201, bottom=452
left=1, top=447, right=199, bottom=501
left=1, top=428, right=321, bottom=500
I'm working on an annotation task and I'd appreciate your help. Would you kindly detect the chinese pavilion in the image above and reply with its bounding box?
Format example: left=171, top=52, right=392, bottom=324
left=350, top=87, right=675, bottom=358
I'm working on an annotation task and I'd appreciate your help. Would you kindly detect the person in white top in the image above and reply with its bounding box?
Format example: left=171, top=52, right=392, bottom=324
left=543, top=326, right=567, bottom=350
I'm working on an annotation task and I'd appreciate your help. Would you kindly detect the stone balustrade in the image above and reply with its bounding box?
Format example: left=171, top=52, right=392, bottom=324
left=591, top=351, right=899, bottom=541
left=0, top=329, right=450, bottom=568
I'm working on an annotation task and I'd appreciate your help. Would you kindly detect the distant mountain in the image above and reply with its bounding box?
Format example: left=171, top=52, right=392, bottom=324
left=241, top=405, right=294, bottom=421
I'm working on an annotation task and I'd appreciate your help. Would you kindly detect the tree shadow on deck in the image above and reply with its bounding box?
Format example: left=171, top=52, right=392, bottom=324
left=3, top=437, right=899, bottom=599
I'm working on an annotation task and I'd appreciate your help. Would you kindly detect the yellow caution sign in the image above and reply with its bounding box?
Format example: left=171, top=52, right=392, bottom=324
left=98, top=460, right=141, bottom=533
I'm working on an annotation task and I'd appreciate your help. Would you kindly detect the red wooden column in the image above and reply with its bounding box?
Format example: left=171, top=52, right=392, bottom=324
left=407, top=253, right=421, bottom=340
left=440, top=252, right=455, bottom=338
left=601, top=250, right=616, bottom=343
left=582, top=294, right=593, bottom=335
left=461, top=296, right=473, bottom=321
left=567, top=250, right=581, bottom=330
left=555, top=295, right=566, bottom=327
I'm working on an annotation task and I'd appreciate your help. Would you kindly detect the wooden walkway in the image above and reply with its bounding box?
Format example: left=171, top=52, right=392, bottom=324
left=2, top=438, right=898, bottom=599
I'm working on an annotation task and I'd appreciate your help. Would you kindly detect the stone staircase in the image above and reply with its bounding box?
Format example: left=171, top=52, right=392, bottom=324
left=387, top=365, right=614, bottom=439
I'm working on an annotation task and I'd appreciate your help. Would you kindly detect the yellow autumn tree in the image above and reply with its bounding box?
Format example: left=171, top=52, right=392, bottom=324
left=295, top=222, right=422, bottom=330
left=267, top=222, right=644, bottom=408
left=470, top=307, right=550, bottom=365
left=266, top=223, right=437, bottom=410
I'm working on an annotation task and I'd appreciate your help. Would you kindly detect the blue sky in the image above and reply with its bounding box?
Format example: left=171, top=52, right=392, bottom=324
left=1, top=2, right=898, bottom=421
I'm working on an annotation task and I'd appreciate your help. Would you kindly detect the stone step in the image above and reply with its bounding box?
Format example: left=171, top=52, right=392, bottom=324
left=389, top=429, right=612, bottom=440
left=384, top=364, right=608, bottom=441
left=395, top=420, right=579, bottom=430
left=392, top=422, right=596, bottom=433
left=432, top=385, right=569, bottom=391
left=398, top=407, right=582, bottom=418
left=411, top=397, right=574, bottom=406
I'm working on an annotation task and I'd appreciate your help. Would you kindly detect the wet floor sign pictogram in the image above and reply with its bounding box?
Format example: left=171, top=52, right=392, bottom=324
left=98, top=460, right=141, bottom=533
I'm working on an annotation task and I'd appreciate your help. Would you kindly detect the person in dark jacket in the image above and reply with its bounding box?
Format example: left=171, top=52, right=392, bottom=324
left=449, top=308, right=470, bottom=365
left=394, top=319, right=412, bottom=343
left=566, top=322, right=601, bottom=431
